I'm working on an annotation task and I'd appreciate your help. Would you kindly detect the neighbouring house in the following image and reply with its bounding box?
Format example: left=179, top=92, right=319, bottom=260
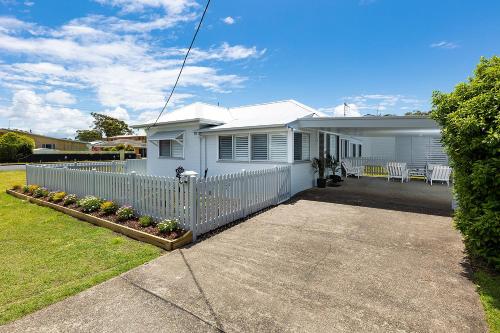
left=91, top=134, right=147, bottom=157
left=132, top=100, right=448, bottom=195
left=0, top=129, right=89, bottom=151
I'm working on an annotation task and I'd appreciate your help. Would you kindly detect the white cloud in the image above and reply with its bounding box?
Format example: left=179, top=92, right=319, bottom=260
left=319, top=103, right=362, bottom=117
left=0, top=10, right=265, bottom=135
left=320, top=94, right=426, bottom=116
left=45, top=90, right=76, bottom=105
left=102, top=106, right=130, bottom=121
left=222, top=16, right=235, bottom=25
left=430, top=41, right=459, bottom=49
left=0, top=90, right=92, bottom=137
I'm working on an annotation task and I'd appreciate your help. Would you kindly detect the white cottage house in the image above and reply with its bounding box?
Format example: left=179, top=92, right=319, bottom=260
left=132, top=100, right=447, bottom=195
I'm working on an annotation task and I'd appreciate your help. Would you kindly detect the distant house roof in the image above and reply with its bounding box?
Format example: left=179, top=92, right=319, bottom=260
left=132, top=100, right=326, bottom=132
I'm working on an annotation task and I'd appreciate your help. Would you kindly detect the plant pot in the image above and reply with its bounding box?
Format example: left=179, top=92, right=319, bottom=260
left=317, top=178, right=327, bottom=188
left=328, top=175, right=343, bottom=183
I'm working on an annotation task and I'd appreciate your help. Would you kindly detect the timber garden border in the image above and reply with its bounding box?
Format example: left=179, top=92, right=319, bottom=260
left=6, top=189, right=192, bottom=251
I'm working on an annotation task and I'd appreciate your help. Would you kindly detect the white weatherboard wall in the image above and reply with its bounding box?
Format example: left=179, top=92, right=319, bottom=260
left=202, top=127, right=318, bottom=195
left=146, top=122, right=202, bottom=177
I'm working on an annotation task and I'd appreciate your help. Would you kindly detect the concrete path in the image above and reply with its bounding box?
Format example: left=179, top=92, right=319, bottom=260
left=1, top=198, right=486, bottom=332
left=0, top=164, right=25, bottom=171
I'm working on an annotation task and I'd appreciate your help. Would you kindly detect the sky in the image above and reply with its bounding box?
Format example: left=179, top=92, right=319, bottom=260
left=0, top=0, right=498, bottom=138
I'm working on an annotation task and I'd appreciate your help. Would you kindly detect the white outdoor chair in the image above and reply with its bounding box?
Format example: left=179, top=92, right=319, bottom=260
left=386, top=162, right=409, bottom=183
left=341, top=160, right=363, bottom=179
left=425, top=163, right=438, bottom=181
left=426, top=165, right=452, bottom=186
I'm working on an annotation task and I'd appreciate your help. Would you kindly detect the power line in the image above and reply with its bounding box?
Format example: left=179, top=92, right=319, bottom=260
left=146, top=0, right=212, bottom=131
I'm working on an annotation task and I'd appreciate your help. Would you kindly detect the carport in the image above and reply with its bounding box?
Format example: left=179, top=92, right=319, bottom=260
left=289, top=116, right=452, bottom=214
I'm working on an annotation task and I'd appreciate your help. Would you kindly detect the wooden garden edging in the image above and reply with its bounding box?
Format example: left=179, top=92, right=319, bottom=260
left=6, top=189, right=192, bottom=251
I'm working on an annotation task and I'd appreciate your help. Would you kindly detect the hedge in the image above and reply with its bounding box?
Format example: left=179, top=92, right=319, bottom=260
left=0, top=132, right=35, bottom=163
left=431, top=56, right=500, bottom=268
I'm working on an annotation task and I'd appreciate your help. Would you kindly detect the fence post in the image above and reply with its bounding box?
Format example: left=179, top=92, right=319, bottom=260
left=241, top=169, right=247, bottom=217
left=188, top=175, right=197, bottom=242
left=112, top=161, right=117, bottom=173
left=42, top=165, right=46, bottom=187
left=128, top=171, right=136, bottom=206
left=274, top=165, right=279, bottom=205
left=63, top=167, right=68, bottom=193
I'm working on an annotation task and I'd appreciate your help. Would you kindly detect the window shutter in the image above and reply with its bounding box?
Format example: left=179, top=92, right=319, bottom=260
left=235, top=136, right=249, bottom=161
left=270, top=133, right=288, bottom=161
left=159, top=140, right=171, bottom=157
left=219, top=136, right=233, bottom=160
left=251, top=134, right=268, bottom=160
left=302, top=133, right=310, bottom=160
left=294, top=132, right=302, bottom=160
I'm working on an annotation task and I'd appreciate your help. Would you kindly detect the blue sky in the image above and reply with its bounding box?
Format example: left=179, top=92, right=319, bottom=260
left=0, top=0, right=499, bottom=137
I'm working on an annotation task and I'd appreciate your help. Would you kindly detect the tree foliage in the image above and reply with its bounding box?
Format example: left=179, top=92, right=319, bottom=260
left=75, top=129, right=103, bottom=142
left=431, top=56, right=500, bottom=268
left=0, top=132, right=35, bottom=162
left=404, top=110, right=430, bottom=116
left=91, top=113, right=133, bottom=138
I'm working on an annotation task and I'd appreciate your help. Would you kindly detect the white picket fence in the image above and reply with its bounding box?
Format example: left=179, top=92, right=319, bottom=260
left=26, top=164, right=292, bottom=239
left=124, top=159, right=147, bottom=174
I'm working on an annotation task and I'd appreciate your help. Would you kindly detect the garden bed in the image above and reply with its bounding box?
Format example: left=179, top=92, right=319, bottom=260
left=6, top=189, right=192, bottom=251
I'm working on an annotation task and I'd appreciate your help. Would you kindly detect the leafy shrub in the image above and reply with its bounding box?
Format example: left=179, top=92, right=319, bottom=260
left=116, top=206, right=134, bottom=221
left=52, top=192, right=66, bottom=203
left=27, top=184, right=39, bottom=195
left=33, top=187, right=49, bottom=198
left=22, top=185, right=29, bottom=193
left=63, top=194, right=77, bottom=206
left=0, top=132, right=35, bottom=163
left=139, top=215, right=154, bottom=227
left=12, top=184, right=21, bottom=190
left=431, top=56, right=500, bottom=268
left=78, top=196, right=102, bottom=213
left=47, top=191, right=57, bottom=202
left=157, top=219, right=178, bottom=233
left=100, top=201, right=118, bottom=215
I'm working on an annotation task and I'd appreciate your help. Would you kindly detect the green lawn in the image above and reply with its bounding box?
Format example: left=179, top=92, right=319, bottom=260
left=474, top=269, right=500, bottom=332
left=0, top=170, right=162, bottom=325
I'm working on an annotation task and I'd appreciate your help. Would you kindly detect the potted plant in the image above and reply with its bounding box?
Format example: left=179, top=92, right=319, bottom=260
left=325, top=154, right=342, bottom=184
left=312, top=156, right=327, bottom=188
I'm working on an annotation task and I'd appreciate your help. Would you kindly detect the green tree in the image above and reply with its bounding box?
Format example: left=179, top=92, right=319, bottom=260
left=75, top=129, right=103, bottom=142
left=0, top=132, right=35, bottom=162
left=404, top=110, right=430, bottom=116
left=431, top=56, right=500, bottom=268
left=91, top=113, right=133, bottom=138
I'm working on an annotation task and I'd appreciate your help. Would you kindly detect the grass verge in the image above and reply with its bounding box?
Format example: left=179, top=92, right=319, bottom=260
left=474, top=267, right=500, bottom=332
left=0, top=170, right=162, bottom=325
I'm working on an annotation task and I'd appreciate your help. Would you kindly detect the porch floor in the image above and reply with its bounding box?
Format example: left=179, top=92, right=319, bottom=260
left=294, top=176, right=453, bottom=216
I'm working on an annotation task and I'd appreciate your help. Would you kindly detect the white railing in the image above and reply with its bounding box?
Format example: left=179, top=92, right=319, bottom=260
left=26, top=164, right=292, bottom=240
left=343, top=157, right=389, bottom=176
left=56, top=161, right=126, bottom=173
left=125, top=159, right=147, bottom=174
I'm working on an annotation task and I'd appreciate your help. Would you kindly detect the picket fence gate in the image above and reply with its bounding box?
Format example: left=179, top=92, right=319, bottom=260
left=26, top=163, right=291, bottom=239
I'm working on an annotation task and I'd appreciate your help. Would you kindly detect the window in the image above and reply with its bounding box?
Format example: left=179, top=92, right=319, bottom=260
left=234, top=136, right=249, bottom=161
left=358, top=144, right=362, bottom=157
left=326, top=134, right=331, bottom=156
left=159, top=134, right=184, bottom=158
left=352, top=143, right=357, bottom=157
left=42, top=143, right=56, bottom=149
left=294, top=132, right=310, bottom=161
left=251, top=134, right=268, bottom=160
left=218, top=136, right=233, bottom=160
left=270, top=134, right=287, bottom=161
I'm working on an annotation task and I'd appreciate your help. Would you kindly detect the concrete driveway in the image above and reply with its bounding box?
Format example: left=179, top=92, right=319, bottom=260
left=1, top=196, right=486, bottom=332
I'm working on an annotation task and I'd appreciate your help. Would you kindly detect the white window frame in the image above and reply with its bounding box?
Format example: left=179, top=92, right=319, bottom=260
left=158, top=133, right=184, bottom=159
left=217, top=131, right=288, bottom=162
left=293, top=131, right=310, bottom=162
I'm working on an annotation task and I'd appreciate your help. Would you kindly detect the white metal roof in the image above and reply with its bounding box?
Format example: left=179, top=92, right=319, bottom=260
left=133, top=100, right=325, bottom=131
left=132, top=102, right=231, bottom=128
